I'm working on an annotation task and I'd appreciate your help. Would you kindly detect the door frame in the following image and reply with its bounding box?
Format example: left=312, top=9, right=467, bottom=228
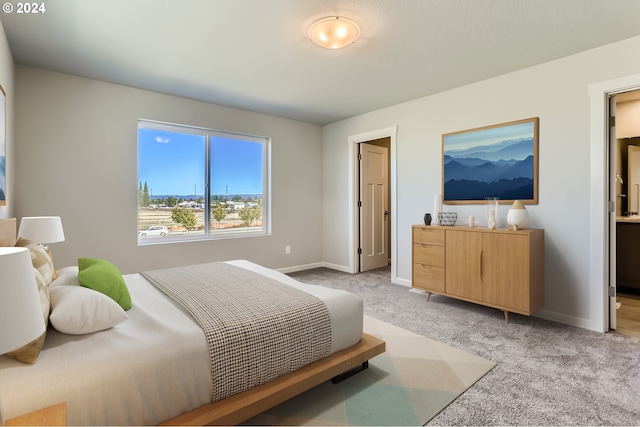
left=589, top=72, right=640, bottom=333
left=348, top=126, right=398, bottom=282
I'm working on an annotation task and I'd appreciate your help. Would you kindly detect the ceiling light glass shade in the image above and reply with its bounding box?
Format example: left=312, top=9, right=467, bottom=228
left=0, top=247, right=46, bottom=354
left=308, top=16, right=360, bottom=49
left=18, top=216, right=65, bottom=244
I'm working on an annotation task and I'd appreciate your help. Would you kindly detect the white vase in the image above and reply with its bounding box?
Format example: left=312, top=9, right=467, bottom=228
left=485, top=197, right=499, bottom=228
left=507, top=200, right=529, bottom=229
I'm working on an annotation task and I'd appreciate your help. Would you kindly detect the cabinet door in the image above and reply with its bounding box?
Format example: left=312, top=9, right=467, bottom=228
left=616, top=222, right=640, bottom=290
left=482, top=233, right=529, bottom=312
left=445, top=230, right=483, bottom=301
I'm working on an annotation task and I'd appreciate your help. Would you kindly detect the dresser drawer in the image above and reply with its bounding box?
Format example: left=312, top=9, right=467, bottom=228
left=412, top=263, right=445, bottom=293
left=413, top=243, right=445, bottom=267
left=413, top=227, right=445, bottom=246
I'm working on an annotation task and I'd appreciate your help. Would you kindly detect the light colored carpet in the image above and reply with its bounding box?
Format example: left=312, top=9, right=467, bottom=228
left=244, top=316, right=495, bottom=426
left=288, top=266, right=640, bottom=425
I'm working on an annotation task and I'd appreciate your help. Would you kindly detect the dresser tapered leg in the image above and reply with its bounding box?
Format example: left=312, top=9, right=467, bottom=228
left=426, top=292, right=432, bottom=302
left=503, top=311, right=510, bottom=323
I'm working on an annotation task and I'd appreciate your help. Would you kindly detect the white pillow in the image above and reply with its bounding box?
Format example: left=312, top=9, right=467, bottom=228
left=49, top=266, right=80, bottom=288
left=49, top=285, right=128, bottom=334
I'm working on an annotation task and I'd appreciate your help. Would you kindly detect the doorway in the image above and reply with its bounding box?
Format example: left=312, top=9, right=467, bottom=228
left=357, top=138, right=390, bottom=272
left=589, top=72, right=640, bottom=333
left=348, top=126, right=398, bottom=281
left=611, top=90, right=640, bottom=337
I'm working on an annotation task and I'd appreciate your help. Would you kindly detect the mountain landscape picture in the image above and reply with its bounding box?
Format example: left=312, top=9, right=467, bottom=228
left=442, top=118, right=538, bottom=203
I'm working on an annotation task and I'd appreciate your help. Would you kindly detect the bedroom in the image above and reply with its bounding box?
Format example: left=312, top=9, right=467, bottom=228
left=1, top=0, right=639, bottom=331
left=1, top=0, right=640, bottom=424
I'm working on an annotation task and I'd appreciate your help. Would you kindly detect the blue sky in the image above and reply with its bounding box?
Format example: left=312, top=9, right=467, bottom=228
left=138, top=128, right=263, bottom=196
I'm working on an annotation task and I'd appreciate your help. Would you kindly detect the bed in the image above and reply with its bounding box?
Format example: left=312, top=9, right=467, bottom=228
left=0, top=218, right=385, bottom=425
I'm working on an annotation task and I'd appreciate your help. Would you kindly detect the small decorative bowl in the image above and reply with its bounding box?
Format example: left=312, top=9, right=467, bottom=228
left=438, top=212, right=458, bottom=226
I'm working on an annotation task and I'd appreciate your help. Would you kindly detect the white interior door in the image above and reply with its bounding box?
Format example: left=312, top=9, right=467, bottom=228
left=359, top=143, right=389, bottom=271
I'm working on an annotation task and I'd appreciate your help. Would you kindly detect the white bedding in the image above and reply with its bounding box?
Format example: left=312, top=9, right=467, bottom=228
left=0, top=260, right=363, bottom=426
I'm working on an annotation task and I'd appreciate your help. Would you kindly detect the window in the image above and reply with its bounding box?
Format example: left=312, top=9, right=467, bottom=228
left=137, top=120, right=269, bottom=244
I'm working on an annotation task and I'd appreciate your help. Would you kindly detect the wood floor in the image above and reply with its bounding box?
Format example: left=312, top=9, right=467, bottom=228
left=615, top=293, right=640, bottom=338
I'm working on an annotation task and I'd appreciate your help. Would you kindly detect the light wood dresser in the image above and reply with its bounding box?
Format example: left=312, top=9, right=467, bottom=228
left=412, top=225, right=544, bottom=322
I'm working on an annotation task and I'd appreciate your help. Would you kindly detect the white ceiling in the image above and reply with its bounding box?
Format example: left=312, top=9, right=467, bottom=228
left=2, top=0, right=640, bottom=125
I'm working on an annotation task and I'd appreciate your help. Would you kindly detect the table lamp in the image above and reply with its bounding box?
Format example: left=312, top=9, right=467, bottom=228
left=0, top=246, right=45, bottom=355
left=18, top=216, right=65, bottom=249
left=0, top=247, right=47, bottom=424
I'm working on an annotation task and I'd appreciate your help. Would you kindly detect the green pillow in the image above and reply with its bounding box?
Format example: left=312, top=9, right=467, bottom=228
left=78, top=258, right=132, bottom=311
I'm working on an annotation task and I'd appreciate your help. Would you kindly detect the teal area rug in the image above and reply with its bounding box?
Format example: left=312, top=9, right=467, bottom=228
left=244, top=316, right=496, bottom=426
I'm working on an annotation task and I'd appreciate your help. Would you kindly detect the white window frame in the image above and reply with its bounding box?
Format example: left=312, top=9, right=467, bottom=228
left=137, top=119, right=271, bottom=245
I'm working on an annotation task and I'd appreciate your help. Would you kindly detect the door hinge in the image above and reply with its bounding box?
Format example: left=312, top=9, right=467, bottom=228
left=608, top=201, right=616, bottom=212
left=609, top=286, right=616, bottom=297
left=357, top=248, right=362, bottom=255
left=609, top=116, right=616, bottom=128
left=357, top=200, right=362, bottom=207
left=358, top=153, right=362, bottom=161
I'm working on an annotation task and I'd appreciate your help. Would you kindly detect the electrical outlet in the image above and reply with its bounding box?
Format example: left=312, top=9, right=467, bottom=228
left=285, top=245, right=291, bottom=255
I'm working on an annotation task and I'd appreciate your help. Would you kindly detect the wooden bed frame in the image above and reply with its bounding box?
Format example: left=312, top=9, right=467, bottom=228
left=0, top=217, right=386, bottom=426
left=162, top=333, right=385, bottom=425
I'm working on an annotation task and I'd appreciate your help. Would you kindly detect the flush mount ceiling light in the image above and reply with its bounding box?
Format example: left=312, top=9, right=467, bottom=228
left=308, top=16, right=360, bottom=49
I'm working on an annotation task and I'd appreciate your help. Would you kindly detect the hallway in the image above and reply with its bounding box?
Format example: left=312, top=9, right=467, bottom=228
left=616, top=293, right=640, bottom=338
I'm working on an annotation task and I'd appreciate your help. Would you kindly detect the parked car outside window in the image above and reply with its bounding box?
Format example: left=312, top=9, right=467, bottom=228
left=138, top=226, right=169, bottom=238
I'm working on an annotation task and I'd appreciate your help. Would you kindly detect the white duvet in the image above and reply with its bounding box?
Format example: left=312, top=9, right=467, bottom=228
left=0, top=260, right=363, bottom=426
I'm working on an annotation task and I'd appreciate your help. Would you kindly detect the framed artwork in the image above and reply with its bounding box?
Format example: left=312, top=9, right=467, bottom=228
left=442, top=117, right=539, bottom=204
left=0, top=84, right=5, bottom=206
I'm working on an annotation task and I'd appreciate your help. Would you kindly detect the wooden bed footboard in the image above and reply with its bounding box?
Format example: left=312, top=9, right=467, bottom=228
left=160, top=333, right=385, bottom=426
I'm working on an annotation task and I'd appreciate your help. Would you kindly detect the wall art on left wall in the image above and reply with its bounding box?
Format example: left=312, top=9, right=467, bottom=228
left=0, top=84, right=6, bottom=206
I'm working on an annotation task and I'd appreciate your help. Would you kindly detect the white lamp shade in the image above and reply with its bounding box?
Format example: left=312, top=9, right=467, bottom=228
left=18, top=216, right=65, bottom=244
left=0, top=247, right=46, bottom=354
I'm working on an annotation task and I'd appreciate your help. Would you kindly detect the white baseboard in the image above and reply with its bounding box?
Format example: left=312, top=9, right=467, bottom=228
left=276, top=262, right=325, bottom=274
left=276, top=262, right=354, bottom=274
left=278, top=262, right=414, bottom=288
left=393, top=276, right=411, bottom=287
left=320, top=262, right=353, bottom=273
left=534, top=308, right=593, bottom=331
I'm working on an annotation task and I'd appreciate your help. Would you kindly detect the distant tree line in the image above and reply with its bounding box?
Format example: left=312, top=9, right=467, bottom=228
left=139, top=181, right=262, bottom=231
left=138, top=181, right=260, bottom=208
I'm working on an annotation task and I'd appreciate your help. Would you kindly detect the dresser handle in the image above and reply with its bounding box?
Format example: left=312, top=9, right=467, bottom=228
left=480, top=250, right=484, bottom=281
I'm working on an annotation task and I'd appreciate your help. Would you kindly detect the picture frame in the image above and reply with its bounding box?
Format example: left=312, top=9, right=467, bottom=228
left=0, top=84, right=5, bottom=206
left=442, top=117, right=539, bottom=204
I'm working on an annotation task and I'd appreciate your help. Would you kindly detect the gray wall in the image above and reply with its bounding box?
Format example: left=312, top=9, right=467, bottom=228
left=15, top=66, right=324, bottom=273
left=322, top=35, right=640, bottom=331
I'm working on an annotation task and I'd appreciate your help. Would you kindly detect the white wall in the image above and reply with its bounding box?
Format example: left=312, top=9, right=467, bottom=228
left=15, top=66, right=324, bottom=273
left=0, top=19, right=14, bottom=219
left=323, top=35, right=640, bottom=330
